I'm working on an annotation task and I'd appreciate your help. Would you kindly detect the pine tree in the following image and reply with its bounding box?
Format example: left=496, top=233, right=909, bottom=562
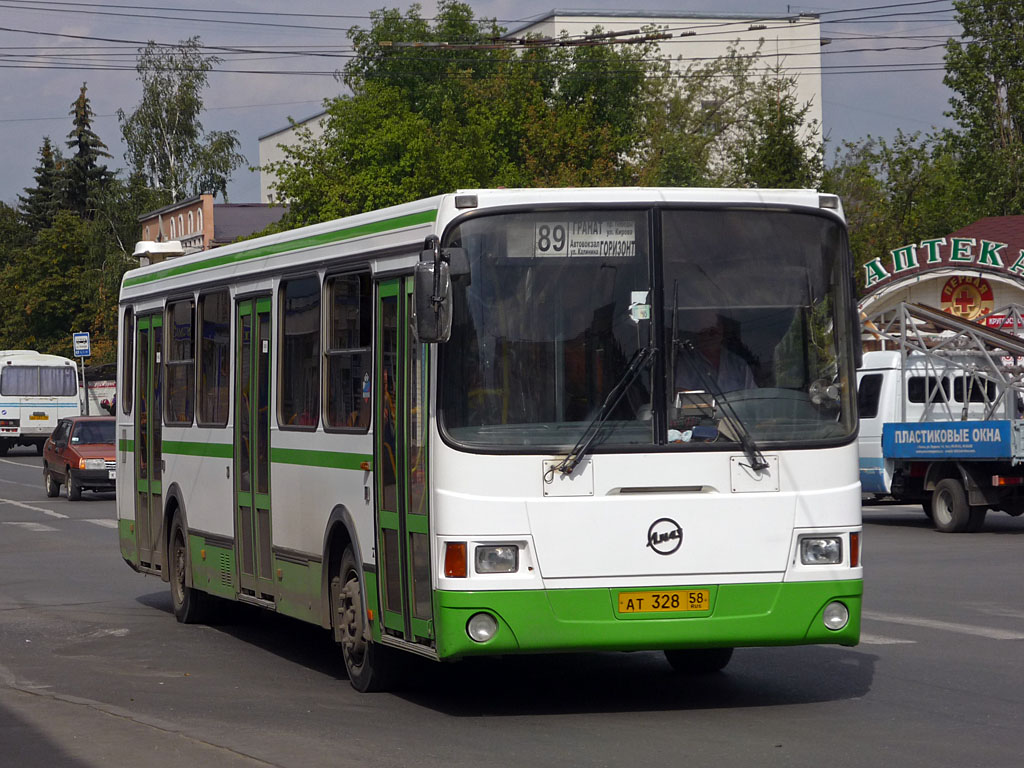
left=65, top=82, right=112, bottom=217
left=18, top=137, right=65, bottom=231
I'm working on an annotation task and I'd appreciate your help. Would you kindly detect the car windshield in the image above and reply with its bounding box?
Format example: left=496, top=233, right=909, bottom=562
left=71, top=421, right=115, bottom=445
left=439, top=206, right=855, bottom=451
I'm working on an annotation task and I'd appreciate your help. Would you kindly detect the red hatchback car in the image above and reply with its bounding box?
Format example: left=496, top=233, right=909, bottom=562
left=42, top=416, right=116, bottom=500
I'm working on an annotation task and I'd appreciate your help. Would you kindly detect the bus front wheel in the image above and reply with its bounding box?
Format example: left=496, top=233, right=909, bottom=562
left=664, top=647, right=734, bottom=675
left=169, top=513, right=208, bottom=623
left=332, top=546, right=399, bottom=693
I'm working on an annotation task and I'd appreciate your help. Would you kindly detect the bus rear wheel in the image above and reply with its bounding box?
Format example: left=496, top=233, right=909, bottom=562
left=332, top=546, right=398, bottom=693
left=664, top=647, right=734, bottom=675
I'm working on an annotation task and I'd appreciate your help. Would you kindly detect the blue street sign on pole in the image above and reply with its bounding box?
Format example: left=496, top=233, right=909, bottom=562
left=73, top=332, right=91, bottom=358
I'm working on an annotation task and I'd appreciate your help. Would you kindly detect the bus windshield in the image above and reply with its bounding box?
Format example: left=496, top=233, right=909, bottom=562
left=440, top=207, right=855, bottom=451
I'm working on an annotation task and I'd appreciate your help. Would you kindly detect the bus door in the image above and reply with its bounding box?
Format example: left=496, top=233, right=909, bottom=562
left=234, top=296, right=275, bottom=601
left=134, top=314, right=164, bottom=573
left=375, top=277, right=434, bottom=646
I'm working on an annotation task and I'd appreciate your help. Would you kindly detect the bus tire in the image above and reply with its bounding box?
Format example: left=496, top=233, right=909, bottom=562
left=332, top=546, right=398, bottom=693
left=921, top=498, right=933, bottom=520
left=66, top=468, right=82, bottom=501
left=169, top=513, right=208, bottom=624
left=664, top=647, right=734, bottom=675
left=932, top=478, right=970, bottom=533
left=44, top=466, right=60, bottom=497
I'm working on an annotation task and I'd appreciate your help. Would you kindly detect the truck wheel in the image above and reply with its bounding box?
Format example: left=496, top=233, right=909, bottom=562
left=921, top=498, right=933, bottom=520
left=932, top=478, right=970, bottom=533
left=966, top=507, right=987, bottom=533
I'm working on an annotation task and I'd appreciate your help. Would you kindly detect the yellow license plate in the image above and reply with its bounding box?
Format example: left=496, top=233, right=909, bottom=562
left=29, top=413, right=47, bottom=420
left=617, top=589, right=710, bottom=614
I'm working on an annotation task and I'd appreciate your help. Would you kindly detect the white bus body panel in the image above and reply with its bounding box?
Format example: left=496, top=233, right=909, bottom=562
left=433, top=441, right=859, bottom=590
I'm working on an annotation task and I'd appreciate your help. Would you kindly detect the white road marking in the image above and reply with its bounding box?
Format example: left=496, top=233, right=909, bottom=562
left=858, top=633, right=917, bottom=645
left=1, top=521, right=57, bottom=532
left=864, top=610, right=1024, bottom=640
left=0, top=497, right=68, bottom=518
left=83, top=519, right=117, bottom=529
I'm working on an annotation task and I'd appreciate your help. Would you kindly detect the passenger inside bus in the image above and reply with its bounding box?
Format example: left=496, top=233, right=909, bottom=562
left=674, top=308, right=757, bottom=393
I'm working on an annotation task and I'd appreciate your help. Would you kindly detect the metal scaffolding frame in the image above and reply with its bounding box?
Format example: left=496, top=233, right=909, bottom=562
left=862, top=302, right=1024, bottom=422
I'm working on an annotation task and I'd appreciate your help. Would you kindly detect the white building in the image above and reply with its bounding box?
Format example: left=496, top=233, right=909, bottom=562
left=258, top=110, right=328, bottom=204
left=505, top=10, right=824, bottom=139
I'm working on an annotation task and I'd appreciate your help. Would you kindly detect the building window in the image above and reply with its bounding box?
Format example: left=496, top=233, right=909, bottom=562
left=198, top=290, right=230, bottom=426
left=169, top=217, right=176, bottom=238
left=178, top=214, right=184, bottom=238
left=326, top=272, right=371, bottom=430
left=188, top=211, right=194, bottom=234
left=198, top=209, right=203, bottom=233
left=144, top=226, right=150, bottom=240
left=165, top=298, right=195, bottom=425
left=280, top=275, right=320, bottom=429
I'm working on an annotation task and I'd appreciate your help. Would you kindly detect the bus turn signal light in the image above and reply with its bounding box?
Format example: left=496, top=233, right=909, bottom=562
left=850, top=532, right=860, bottom=568
left=444, top=542, right=467, bottom=578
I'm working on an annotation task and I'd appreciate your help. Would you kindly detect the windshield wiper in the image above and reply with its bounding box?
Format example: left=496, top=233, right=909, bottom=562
left=553, top=345, right=656, bottom=477
left=677, top=339, right=768, bottom=472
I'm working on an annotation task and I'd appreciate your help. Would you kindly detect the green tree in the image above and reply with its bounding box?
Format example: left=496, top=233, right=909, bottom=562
left=118, top=36, right=246, bottom=202
left=18, top=137, right=65, bottom=231
left=733, top=68, right=823, bottom=188
left=823, top=131, right=969, bottom=290
left=944, top=0, right=1024, bottom=216
left=65, top=84, right=112, bottom=217
left=265, top=2, right=661, bottom=226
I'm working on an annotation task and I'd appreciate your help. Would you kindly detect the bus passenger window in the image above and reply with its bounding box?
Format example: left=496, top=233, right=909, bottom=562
left=165, top=298, right=195, bottom=425
left=198, top=290, right=230, bottom=426
left=326, top=272, right=371, bottom=431
left=280, top=275, right=321, bottom=429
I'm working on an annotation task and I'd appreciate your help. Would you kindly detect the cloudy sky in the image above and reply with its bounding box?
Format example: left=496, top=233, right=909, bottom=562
left=0, top=0, right=961, bottom=207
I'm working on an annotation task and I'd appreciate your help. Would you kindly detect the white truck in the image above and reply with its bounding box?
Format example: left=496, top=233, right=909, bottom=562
left=857, top=302, right=1024, bottom=532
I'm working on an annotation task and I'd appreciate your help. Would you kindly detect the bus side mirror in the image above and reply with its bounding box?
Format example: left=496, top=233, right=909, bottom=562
left=413, top=260, right=452, bottom=343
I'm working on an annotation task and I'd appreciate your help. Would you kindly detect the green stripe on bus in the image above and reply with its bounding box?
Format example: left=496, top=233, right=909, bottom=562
left=119, top=439, right=134, bottom=452
left=123, top=208, right=438, bottom=287
left=271, top=447, right=371, bottom=470
left=163, top=440, right=233, bottom=459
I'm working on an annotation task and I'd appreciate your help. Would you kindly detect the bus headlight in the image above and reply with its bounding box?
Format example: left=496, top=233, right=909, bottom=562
left=800, top=536, right=843, bottom=565
left=467, top=613, right=498, bottom=642
left=475, top=545, right=519, bottom=574
left=823, top=602, right=850, bottom=631
left=80, top=458, right=105, bottom=470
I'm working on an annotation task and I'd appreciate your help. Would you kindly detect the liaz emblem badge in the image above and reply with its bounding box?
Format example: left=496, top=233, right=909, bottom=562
left=647, top=518, right=683, bottom=555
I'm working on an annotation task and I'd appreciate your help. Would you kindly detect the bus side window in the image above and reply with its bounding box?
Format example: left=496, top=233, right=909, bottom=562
left=197, top=290, right=230, bottom=427
left=280, top=275, right=321, bottom=430
left=122, top=307, right=134, bottom=415
left=325, top=272, right=372, bottom=431
left=165, top=298, right=196, bottom=425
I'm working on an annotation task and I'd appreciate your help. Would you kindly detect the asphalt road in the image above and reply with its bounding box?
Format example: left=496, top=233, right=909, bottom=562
left=2, top=447, right=1023, bottom=768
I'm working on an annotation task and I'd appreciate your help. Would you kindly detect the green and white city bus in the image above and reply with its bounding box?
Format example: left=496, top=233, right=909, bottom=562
left=116, top=188, right=862, bottom=691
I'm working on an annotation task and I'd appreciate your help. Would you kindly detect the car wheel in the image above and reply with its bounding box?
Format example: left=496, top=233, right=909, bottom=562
left=44, top=467, right=60, bottom=498
left=66, top=468, right=82, bottom=501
